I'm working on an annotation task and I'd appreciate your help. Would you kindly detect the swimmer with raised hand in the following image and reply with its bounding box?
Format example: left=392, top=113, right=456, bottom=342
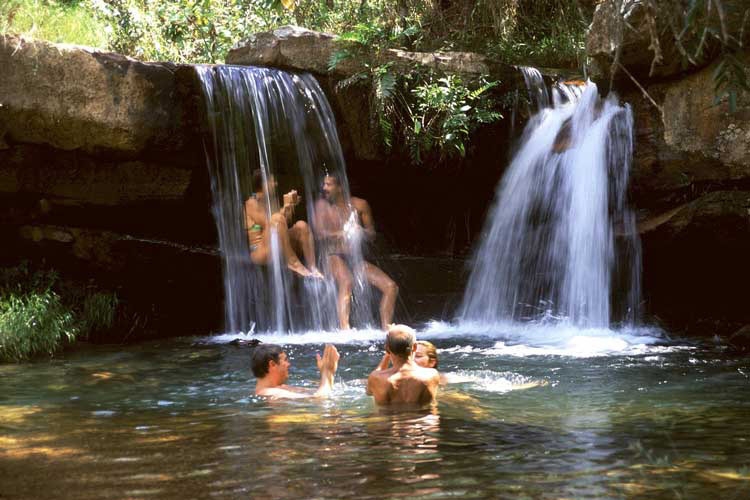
left=253, top=343, right=339, bottom=399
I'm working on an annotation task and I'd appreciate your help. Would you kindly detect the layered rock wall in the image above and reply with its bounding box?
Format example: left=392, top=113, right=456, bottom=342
left=0, top=35, right=221, bottom=339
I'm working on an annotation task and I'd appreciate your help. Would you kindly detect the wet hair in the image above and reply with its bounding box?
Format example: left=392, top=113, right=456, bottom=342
left=417, top=340, right=438, bottom=369
left=324, top=172, right=341, bottom=186
left=251, top=344, right=283, bottom=378
left=386, top=324, right=416, bottom=360
left=252, top=169, right=264, bottom=193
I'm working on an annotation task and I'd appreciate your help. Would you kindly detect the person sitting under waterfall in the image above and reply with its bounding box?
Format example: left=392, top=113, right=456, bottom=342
left=367, top=324, right=440, bottom=406
left=252, top=343, right=340, bottom=399
left=245, top=169, right=323, bottom=279
left=314, top=173, right=398, bottom=330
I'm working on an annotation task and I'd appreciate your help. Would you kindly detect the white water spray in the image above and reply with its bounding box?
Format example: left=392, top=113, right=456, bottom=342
left=460, top=75, right=641, bottom=328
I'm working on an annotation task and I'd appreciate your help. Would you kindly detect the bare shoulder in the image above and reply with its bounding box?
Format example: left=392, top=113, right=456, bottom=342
left=351, top=197, right=370, bottom=211
left=417, top=367, right=440, bottom=384
left=256, top=386, right=310, bottom=399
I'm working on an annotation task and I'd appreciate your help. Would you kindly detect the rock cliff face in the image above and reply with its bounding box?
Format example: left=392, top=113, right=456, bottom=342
left=0, top=35, right=221, bottom=339
left=586, top=4, right=750, bottom=334
left=2, top=22, right=748, bottom=338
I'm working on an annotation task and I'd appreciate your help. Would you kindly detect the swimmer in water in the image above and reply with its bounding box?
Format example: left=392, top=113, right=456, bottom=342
left=252, top=343, right=339, bottom=399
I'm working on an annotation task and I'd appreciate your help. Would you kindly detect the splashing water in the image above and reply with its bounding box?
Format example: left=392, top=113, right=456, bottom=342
left=460, top=74, right=641, bottom=329
left=197, top=65, right=378, bottom=333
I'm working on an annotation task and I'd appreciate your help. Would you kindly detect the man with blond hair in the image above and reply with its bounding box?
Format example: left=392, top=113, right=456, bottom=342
left=366, top=324, right=439, bottom=406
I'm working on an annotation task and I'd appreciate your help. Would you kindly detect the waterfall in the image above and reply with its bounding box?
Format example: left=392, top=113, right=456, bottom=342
left=459, top=74, right=641, bottom=328
left=197, top=65, right=377, bottom=333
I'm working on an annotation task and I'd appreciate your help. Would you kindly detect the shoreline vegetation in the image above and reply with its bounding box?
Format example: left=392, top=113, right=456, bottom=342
left=0, top=263, right=118, bottom=362
left=0, top=1, right=591, bottom=67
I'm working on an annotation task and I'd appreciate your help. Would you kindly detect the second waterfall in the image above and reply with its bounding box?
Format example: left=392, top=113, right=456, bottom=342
left=460, top=77, right=641, bottom=329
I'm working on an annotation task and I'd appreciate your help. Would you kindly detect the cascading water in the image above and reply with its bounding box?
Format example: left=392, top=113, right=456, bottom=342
left=197, top=65, right=377, bottom=333
left=459, top=73, right=641, bottom=328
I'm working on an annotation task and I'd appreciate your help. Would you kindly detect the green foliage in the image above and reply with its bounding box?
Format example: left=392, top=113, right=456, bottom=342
left=0, top=264, right=118, bottom=362
left=713, top=50, right=749, bottom=111
left=407, top=74, right=501, bottom=163
left=90, top=0, right=290, bottom=63
left=0, top=266, right=77, bottom=362
left=371, top=69, right=502, bottom=165
left=0, top=290, right=77, bottom=362
left=80, top=291, right=118, bottom=338
left=1, top=1, right=592, bottom=68
left=0, top=0, right=109, bottom=47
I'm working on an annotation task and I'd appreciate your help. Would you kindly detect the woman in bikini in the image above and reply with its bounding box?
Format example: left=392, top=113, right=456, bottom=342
left=244, top=170, right=323, bottom=279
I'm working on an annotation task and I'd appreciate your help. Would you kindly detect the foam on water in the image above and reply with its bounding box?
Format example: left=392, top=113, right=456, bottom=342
left=199, top=318, right=689, bottom=358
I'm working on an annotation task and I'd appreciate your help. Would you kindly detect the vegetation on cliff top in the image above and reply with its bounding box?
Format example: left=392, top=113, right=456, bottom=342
left=1, top=0, right=592, bottom=67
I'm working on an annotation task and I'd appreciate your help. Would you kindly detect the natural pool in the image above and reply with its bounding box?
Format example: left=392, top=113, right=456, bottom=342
left=2, top=324, right=749, bottom=499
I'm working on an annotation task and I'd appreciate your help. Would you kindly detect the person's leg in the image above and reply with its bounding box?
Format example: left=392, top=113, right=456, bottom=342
left=269, top=213, right=311, bottom=277
left=328, top=255, right=353, bottom=330
left=363, top=261, right=399, bottom=330
left=288, top=221, right=323, bottom=278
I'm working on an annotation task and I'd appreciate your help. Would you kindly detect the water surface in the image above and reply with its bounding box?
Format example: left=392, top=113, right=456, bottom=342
left=2, top=325, right=749, bottom=499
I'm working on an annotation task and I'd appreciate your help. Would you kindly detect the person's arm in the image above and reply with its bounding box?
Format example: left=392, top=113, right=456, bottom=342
left=376, top=353, right=391, bottom=370
left=281, top=190, right=299, bottom=224
left=427, top=370, right=440, bottom=403
left=313, top=344, right=340, bottom=398
left=353, top=198, right=376, bottom=242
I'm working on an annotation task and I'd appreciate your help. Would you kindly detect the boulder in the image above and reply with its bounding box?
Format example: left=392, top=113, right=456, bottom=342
left=587, top=0, right=749, bottom=81
left=0, top=35, right=186, bottom=153
left=627, top=51, right=750, bottom=207
left=227, top=25, right=495, bottom=77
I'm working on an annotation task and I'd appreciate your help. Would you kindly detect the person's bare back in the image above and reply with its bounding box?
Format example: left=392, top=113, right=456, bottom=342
left=368, top=363, right=439, bottom=406
left=367, top=324, right=439, bottom=406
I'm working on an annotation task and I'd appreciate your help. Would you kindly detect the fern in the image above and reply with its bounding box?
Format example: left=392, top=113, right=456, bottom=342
left=328, top=49, right=352, bottom=71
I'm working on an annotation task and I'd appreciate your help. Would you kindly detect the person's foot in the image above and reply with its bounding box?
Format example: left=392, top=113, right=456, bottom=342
left=287, top=261, right=312, bottom=278
left=309, top=267, right=324, bottom=279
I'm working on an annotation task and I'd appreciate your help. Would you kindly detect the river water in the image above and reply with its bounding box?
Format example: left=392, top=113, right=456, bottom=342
left=2, top=325, right=749, bottom=499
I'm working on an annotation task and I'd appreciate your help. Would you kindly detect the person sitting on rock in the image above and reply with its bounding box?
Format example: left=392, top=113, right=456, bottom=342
left=244, top=169, right=323, bottom=278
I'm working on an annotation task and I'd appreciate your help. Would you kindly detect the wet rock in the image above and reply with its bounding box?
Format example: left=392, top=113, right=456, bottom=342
left=0, top=145, right=193, bottom=205
left=628, top=51, right=750, bottom=207
left=0, top=35, right=186, bottom=153
left=729, top=325, right=750, bottom=351
left=587, top=1, right=681, bottom=80
left=587, top=0, right=748, bottom=81
left=641, top=191, right=750, bottom=333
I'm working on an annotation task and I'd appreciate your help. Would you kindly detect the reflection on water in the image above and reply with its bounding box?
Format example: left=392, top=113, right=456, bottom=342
left=1, top=329, right=750, bottom=499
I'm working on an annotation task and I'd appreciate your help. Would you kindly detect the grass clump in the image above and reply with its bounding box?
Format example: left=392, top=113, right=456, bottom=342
left=0, top=289, right=77, bottom=362
left=0, top=264, right=118, bottom=362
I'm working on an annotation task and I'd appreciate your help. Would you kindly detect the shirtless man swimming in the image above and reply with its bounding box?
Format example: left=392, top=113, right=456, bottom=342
left=244, top=169, right=323, bottom=278
left=314, top=173, right=398, bottom=330
left=367, top=324, right=439, bottom=406
left=252, top=343, right=340, bottom=399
